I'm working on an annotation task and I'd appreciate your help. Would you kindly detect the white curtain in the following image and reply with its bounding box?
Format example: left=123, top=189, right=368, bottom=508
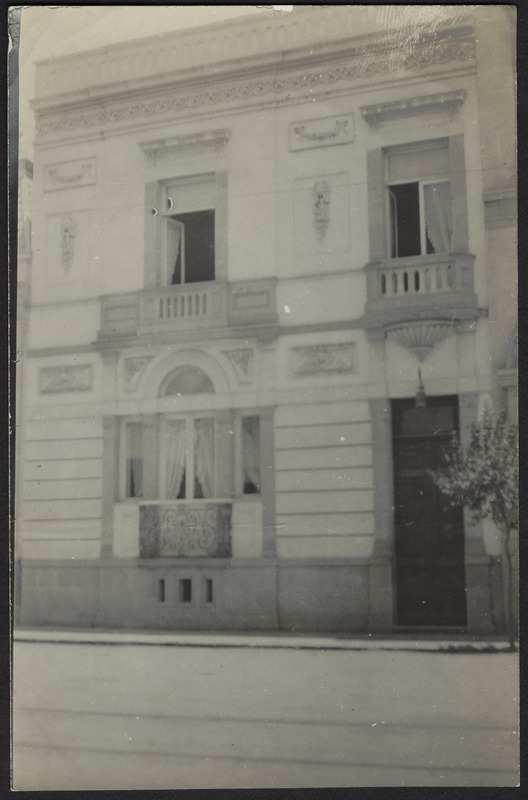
left=242, top=416, right=261, bottom=493
left=424, top=182, right=452, bottom=253
left=194, top=418, right=214, bottom=498
left=166, top=218, right=183, bottom=285
left=126, top=423, right=143, bottom=498
left=166, top=420, right=187, bottom=499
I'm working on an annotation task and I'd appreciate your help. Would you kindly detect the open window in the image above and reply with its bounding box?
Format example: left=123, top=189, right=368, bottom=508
left=163, top=175, right=215, bottom=285
left=387, top=142, right=452, bottom=258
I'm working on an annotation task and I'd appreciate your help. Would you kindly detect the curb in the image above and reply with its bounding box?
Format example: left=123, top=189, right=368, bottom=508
left=13, top=629, right=514, bottom=653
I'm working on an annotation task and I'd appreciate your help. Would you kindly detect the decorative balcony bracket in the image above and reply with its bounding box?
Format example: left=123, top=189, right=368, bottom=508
left=362, top=253, right=480, bottom=361
left=385, top=321, right=454, bottom=362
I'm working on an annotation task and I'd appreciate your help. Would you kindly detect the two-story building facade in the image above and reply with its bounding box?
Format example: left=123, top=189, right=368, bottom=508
left=16, top=6, right=516, bottom=634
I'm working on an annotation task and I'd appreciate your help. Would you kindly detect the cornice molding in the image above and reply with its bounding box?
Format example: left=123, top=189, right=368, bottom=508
left=35, top=37, right=475, bottom=139
left=33, top=6, right=473, bottom=101
left=360, top=89, right=467, bottom=131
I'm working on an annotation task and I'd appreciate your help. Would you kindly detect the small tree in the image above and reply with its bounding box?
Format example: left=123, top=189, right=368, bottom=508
left=431, top=408, right=518, bottom=650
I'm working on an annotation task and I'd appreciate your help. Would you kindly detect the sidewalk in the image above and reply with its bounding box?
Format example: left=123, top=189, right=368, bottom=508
left=13, top=626, right=513, bottom=652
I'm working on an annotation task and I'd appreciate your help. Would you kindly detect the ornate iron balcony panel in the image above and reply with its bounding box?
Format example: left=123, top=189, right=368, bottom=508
left=139, top=502, right=232, bottom=558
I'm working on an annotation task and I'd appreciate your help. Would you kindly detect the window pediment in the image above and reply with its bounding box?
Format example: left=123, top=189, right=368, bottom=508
left=361, top=91, right=466, bottom=132
left=139, top=129, right=230, bottom=163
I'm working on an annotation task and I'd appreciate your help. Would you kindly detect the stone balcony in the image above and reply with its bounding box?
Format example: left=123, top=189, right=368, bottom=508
left=97, top=278, right=278, bottom=343
left=139, top=501, right=232, bottom=559
left=363, top=253, right=480, bottom=353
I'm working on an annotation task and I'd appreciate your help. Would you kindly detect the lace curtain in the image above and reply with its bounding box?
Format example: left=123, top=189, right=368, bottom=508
left=166, top=420, right=186, bottom=499
left=194, top=418, right=214, bottom=498
left=126, top=423, right=143, bottom=498
left=166, top=218, right=183, bottom=285
left=424, top=182, right=452, bottom=254
left=242, top=416, right=261, bottom=494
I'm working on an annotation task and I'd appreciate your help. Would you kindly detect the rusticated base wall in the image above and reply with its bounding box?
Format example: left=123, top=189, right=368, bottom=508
left=16, top=555, right=512, bottom=635
left=17, top=558, right=371, bottom=632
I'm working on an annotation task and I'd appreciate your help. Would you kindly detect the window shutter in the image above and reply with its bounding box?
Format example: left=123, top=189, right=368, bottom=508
left=166, top=175, right=216, bottom=214
left=388, top=144, right=449, bottom=183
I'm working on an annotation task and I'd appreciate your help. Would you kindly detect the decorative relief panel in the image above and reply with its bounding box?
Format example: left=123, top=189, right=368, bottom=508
left=139, top=503, right=232, bottom=558
left=289, top=114, right=354, bottom=151
left=44, top=158, right=96, bottom=191
left=123, top=356, right=153, bottom=392
left=223, top=349, right=254, bottom=384
left=60, top=216, right=76, bottom=270
left=312, top=180, right=332, bottom=241
left=46, top=210, right=91, bottom=282
left=290, top=343, right=356, bottom=377
left=40, top=364, right=93, bottom=394
left=294, top=173, right=349, bottom=256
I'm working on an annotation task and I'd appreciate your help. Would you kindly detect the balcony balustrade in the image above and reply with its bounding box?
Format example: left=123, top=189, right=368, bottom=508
left=140, top=282, right=228, bottom=333
left=139, top=501, right=232, bottom=558
left=97, top=278, right=277, bottom=342
left=363, top=253, right=479, bottom=340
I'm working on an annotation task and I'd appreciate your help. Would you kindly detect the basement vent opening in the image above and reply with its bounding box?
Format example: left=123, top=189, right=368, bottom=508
left=179, top=579, right=192, bottom=603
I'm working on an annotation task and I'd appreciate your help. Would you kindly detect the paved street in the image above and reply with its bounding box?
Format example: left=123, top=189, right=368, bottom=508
left=13, top=640, right=518, bottom=790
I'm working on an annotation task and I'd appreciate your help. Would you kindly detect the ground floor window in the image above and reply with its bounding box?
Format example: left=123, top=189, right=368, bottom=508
left=121, top=410, right=263, bottom=501
left=125, top=422, right=143, bottom=498
left=163, top=417, right=215, bottom=500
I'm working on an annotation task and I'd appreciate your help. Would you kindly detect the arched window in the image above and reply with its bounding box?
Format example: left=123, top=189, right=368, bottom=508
left=162, top=366, right=215, bottom=396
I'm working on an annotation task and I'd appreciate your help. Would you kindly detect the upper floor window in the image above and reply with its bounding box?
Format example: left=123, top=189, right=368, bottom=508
left=386, top=142, right=452, bottom=258
left=163, top=175, right=215, bottom=285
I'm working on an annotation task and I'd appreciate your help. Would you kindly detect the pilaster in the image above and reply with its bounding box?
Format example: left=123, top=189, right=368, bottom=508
left=101, top=416, right=119, bottom=558
left=367, top=398, right=394, bottom=631
left=260, top=407, right=277, bottom=558
left=215, top=408, right=235, bottom=498
left=142, top=414, right=160, bottom=499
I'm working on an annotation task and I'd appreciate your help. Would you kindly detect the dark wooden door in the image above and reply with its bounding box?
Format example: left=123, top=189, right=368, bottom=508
left=392, top=397, right=467, bottom=627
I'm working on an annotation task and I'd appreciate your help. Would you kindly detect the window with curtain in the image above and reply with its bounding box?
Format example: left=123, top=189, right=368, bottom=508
left=164, top=417, right=215, bottom=499
left=242, top=415, right=261, bottom=494
left=125, top=422, right=143, bottom=498
left=386, top=142, right=452, bottom=258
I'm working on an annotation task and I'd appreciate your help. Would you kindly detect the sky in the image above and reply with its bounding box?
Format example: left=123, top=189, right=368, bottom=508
left=17, top=5, right=274, bottom=159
